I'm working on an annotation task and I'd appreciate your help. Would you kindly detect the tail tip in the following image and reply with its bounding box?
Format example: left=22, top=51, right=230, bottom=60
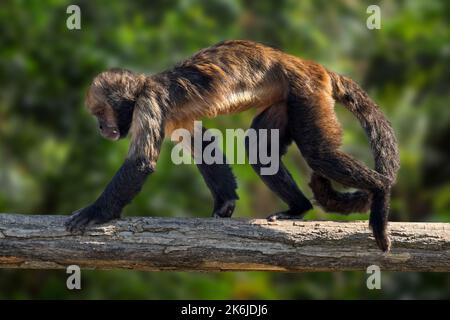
left=370, top=222, right=391, bottom=252
left=376, top=234, right=391, bottom=252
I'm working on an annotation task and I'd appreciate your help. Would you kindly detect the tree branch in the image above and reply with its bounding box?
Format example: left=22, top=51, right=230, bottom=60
left=0, top=213, right=448, bottom=272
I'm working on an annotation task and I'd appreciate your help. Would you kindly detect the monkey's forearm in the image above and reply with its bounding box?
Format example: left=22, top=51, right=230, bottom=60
left=66, top=158, right=154, bottom=232
left=94, top=158, right=154, bottom=215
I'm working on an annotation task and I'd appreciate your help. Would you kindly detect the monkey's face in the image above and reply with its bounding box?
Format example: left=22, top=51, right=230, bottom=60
left=94, top=105, right=121, bottom=141
left=86, top=69, right=139, bottom=141
left=86, top=89, right=133, bottom=141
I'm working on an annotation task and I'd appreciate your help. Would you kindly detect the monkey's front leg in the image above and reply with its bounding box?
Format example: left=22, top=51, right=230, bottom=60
left=65, top=158, right=153, bottom=232
left=190, top=126, right=238, bottom=218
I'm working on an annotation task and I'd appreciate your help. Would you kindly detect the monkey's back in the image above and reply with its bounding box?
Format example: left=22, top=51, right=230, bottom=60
left=158, top=40, right=330, bottom=133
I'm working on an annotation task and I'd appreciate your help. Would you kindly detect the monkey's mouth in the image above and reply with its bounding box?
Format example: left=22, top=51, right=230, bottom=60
left=100, top=128, right=120, bottom=141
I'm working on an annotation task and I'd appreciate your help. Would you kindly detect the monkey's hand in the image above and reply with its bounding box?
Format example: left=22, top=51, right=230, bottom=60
left=65, top=204, right=120, bottom=233
left=65, top=158, right=153, bottom=233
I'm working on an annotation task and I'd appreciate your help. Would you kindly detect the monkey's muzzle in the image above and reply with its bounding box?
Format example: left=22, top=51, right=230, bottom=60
left=100, top=126, right=120, bottom=141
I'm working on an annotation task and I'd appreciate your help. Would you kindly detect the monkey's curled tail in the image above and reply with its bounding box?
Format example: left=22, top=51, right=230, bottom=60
left=310, top=71, right=400, bottom=235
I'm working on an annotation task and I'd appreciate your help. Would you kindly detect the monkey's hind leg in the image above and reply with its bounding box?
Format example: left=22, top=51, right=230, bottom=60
left=288, top=92, right=392, bottom=251
left=246, top=103, right=313, bottom=221
left=191, top=126, right=239, bottom=218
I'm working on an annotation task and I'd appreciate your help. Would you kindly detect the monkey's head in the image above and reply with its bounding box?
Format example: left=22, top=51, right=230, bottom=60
left=86, top=68, right=145, bottom=141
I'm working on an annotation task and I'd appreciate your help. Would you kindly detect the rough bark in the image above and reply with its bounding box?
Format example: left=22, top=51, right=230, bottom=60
left=0, top=213, right=448, bottom=272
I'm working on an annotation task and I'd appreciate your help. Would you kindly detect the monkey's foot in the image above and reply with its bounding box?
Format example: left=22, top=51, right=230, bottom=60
left=267, top=209, right=309, bottom=222
left=65, top=205, right=119, bottom=233
left=267, top=212, right=302, bottom=222
left=212, top=200, right=236, bottom=218
left=267, top=202, right=313, bottom=221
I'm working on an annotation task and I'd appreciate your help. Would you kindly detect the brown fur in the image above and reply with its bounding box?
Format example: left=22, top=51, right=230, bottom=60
left=84, top=40, right=400, bottom=251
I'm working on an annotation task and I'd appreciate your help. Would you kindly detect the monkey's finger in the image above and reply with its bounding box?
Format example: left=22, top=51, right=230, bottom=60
left=68, top=220, right=87, bottom=233
left=64, top=210, right=82, bottom=227
left=64, top=211, right=82, bottom=230
left=66, top=219, right=86, bottom=233
left=65, top=211, right=90, bottom=233
left=65, top=216, right=78, bottom=231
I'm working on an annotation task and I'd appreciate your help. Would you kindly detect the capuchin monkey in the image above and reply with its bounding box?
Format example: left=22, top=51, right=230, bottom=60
left=65, top=40, right=400, bottom=252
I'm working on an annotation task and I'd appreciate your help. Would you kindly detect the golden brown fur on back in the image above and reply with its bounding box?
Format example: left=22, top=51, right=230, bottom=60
left=150, top=40, right=311, bottom=135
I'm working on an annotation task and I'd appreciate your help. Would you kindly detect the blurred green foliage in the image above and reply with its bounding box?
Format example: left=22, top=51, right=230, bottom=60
left=0, top=0, right=449, bottom=299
